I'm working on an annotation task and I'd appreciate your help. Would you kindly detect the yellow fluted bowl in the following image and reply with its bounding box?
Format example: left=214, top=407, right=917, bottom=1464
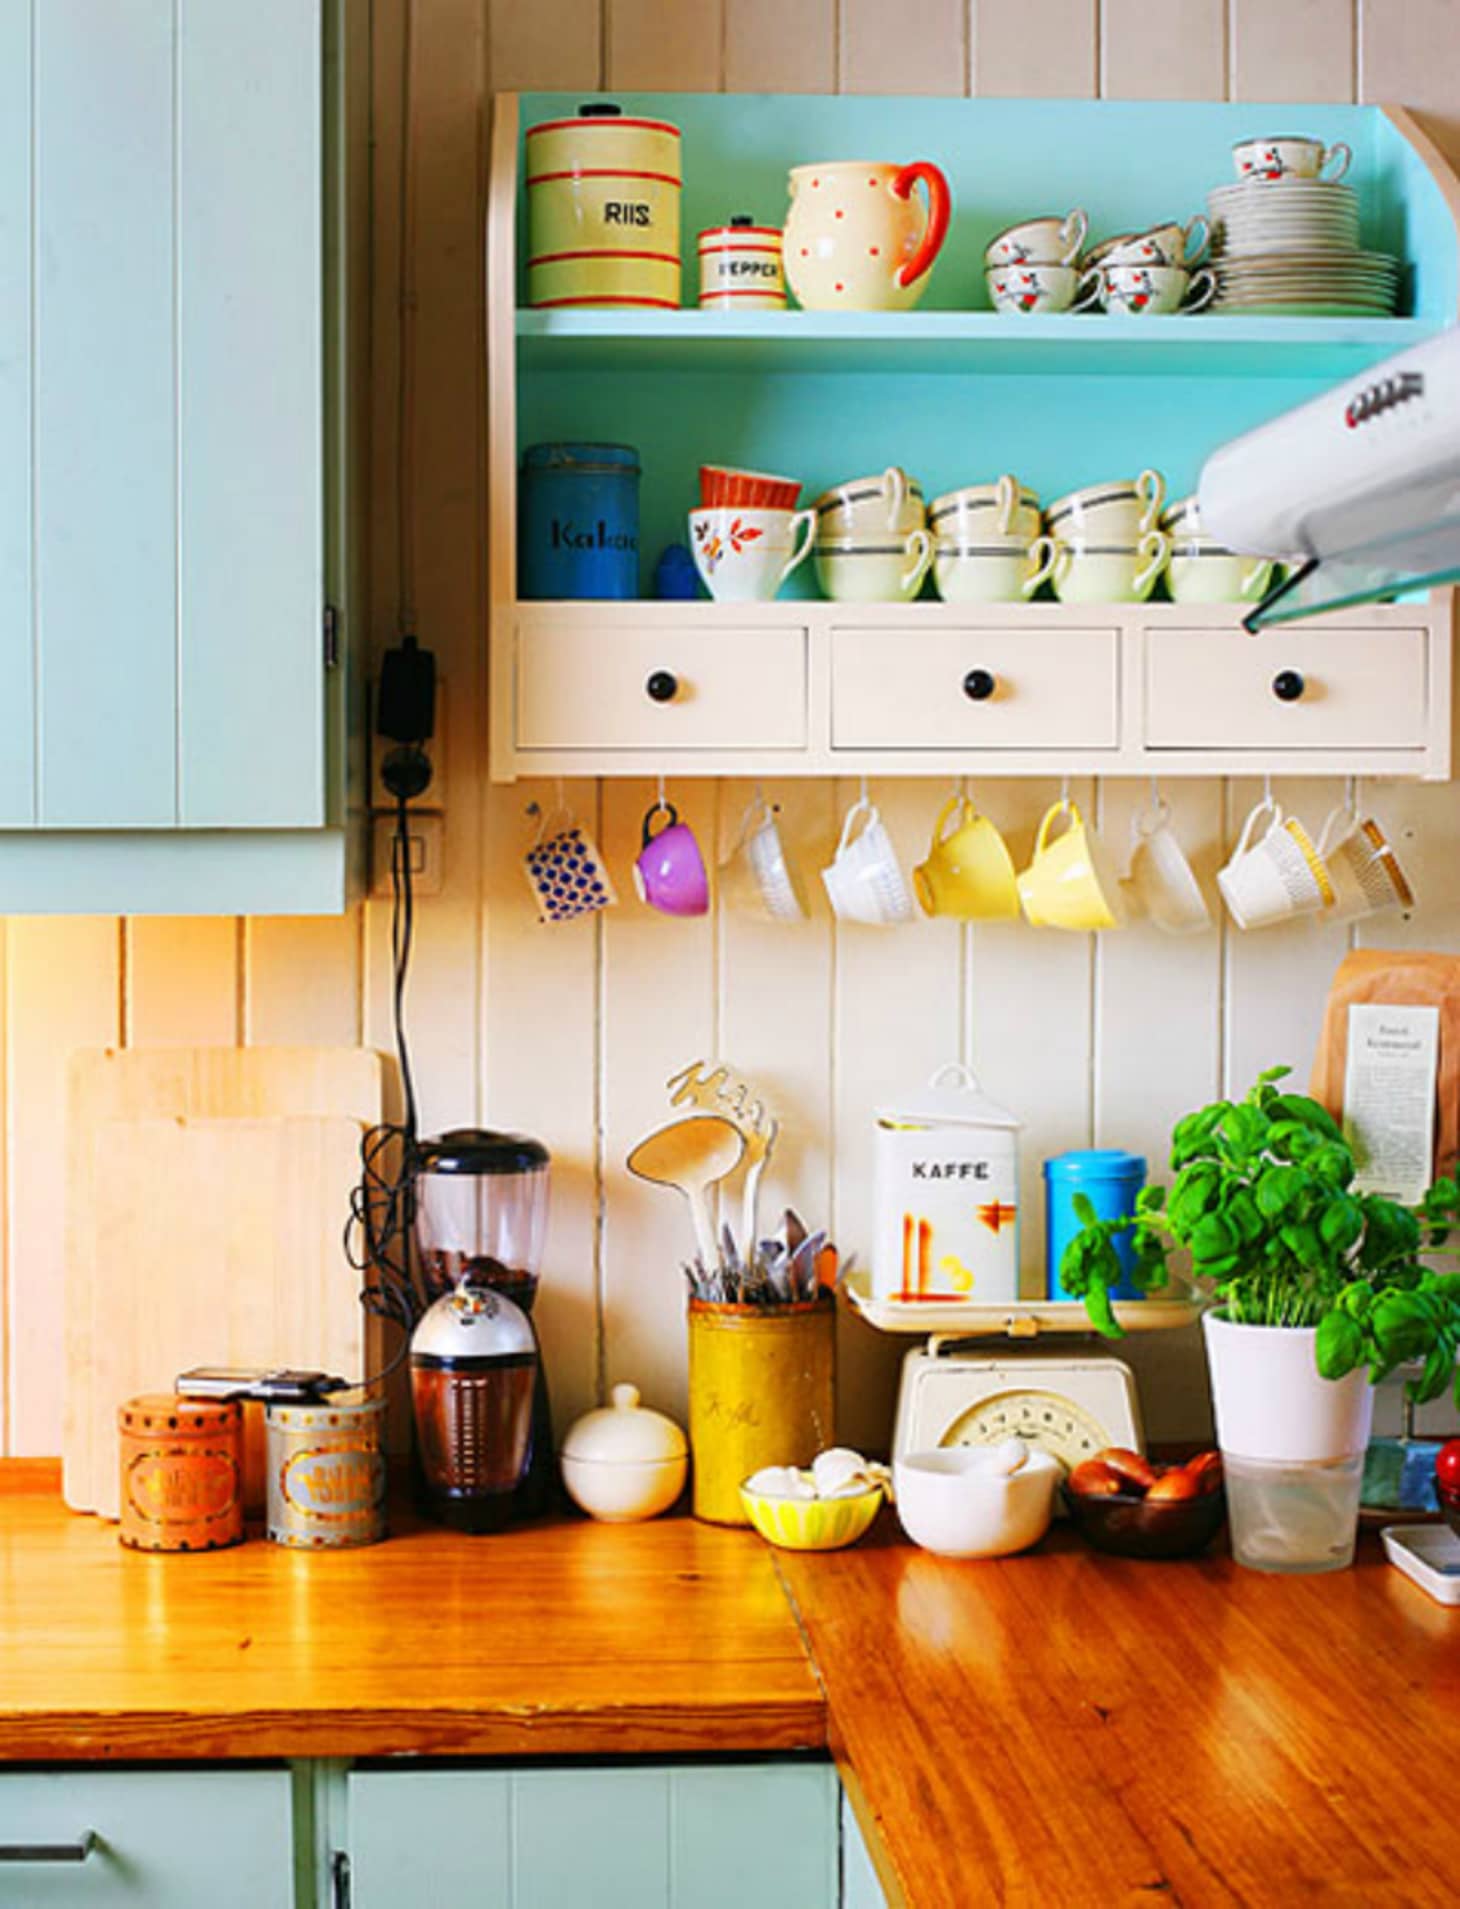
left=738, top=1475, right=884, bottom=1552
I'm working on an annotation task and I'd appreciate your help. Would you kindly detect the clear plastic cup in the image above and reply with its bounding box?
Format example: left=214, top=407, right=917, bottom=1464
left=1223, top=1451, right=1365, bottom=1573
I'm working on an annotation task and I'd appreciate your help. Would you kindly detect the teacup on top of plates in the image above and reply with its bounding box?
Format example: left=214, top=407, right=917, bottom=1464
left=987, top=262, right=1098, bottom=315
left=699, top=465, right=801, bottom=510
left=815, top=530, right=933, bottom=603
left=1048, top=470, right=1165, bottom=542
left=984, top=210, right=1088, bottom=268
left=929, top=477, right=1041, bottom=542
left=1096, top=263, right=1216, bottom=315
left=933, top=535, right=1057, bottom=604
left=815, top=466, right=925, bottom=537
left=1124, top=795, right=1210, bottom=936
left=689, top=505, right=816, bottom=602
left=1216, top=796, right=1332, bottom=931
left=721, top=792, right=809, bottom=922
left=821, top=797, right=915, bottom=926
left=1049, top=531, right=1168, bottom=604
left=1098, top=217, right=1211, bottom=269
left=1018, top=798, right=1128, bottom=932
left=914, top=794, right=1020, bottom=921
left=1317, top=806, right=1415, bottom=924
left=1233, top=135, right=1352, bottom=183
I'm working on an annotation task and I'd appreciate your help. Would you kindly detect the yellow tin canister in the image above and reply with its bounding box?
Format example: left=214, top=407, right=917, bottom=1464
left=118, top=1394, right=244, bottom=1553
left=697, top=219, right=787, bottom=309
left=687, top=1294, right=836, bottom=1525
left=526, top=103, right=682, bottom=309
left=265, top=1391, right=387, bottom=1549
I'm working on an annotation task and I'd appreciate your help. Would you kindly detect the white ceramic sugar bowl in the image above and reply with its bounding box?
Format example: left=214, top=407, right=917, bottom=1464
left=560, top=1383, right=688, bottom=1522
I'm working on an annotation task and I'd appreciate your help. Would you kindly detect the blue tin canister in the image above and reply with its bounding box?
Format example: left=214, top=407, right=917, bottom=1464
left=519, top=442, right=640, bottom=599
left=1044, top=1148, right=1147, bottom=1302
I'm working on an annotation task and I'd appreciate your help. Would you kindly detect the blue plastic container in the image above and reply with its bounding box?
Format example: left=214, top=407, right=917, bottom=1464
left=519, top=442, right=640, bottom=599
left=1044, top=1148, right=1147, bottom=1303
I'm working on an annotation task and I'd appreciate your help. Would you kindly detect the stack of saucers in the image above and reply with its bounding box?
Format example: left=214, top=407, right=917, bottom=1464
left=1207, top=177, right=1399, bottom=314
left=813, top=466, right=932, bottom=604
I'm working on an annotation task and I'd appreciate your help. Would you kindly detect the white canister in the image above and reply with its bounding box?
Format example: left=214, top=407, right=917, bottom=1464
left=698, top=218, right=786, bottom=309
left=872, top=1065, right=1022, bottom=1305
left=560, top=1383, right=688, bottom=1522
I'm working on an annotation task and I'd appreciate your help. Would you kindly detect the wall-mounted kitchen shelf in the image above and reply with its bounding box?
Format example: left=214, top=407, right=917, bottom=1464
left=488, top=91, right=1460, bottom=784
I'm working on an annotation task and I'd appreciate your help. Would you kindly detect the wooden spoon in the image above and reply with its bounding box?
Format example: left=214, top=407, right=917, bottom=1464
left=627, top=1114, right=745, bottom=1269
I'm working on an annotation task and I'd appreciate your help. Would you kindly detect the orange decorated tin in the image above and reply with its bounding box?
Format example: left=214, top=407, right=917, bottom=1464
left=118, top=1394, right=244, bottom=1552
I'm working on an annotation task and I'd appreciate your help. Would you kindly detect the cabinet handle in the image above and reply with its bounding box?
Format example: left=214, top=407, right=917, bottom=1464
left=646, top=671, right=679, bottom=704
left=0, top=1831, right=97, bottom=1863
left=962, top=668, right=997, bottom=702
left=331, top=1849, right=352, bottom=1909
left=1272, top=670, right=1306, bottom=703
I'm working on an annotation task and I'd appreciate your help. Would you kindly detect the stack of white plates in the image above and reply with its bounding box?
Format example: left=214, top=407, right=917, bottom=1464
left=1206, top=178, right=1399, bottom=315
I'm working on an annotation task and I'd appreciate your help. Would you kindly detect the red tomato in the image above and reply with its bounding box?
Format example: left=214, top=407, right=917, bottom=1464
left=1436, top=1439, right=1460, bottom=1494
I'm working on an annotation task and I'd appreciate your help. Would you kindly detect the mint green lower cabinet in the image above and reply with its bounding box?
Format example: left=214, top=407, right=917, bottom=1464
left=0, top=1769, right=293, bottom=1907
left=346, top=1762, right=839, bottom=1909
left=840, top=1792, right=888, bottom=1909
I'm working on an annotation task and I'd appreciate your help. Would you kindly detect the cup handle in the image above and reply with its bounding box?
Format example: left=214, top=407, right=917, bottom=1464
left=1233, top=795, right=1279, bottom=861
left=1060, top=208, right=1089, bottom=265
left=778, top=508, right=818, bottom=584
left=1240, top=558, right=1273, bottom=601
left=1022, top=535, right=1058, bottom=596
left=883, top=465, right=908, bottom=531
left=1321, top=142, right=1352, bottom=182
left=1131, top=791, right=1172, bottom=847
left=1182, top=268, right=1217, bottom=314
left=1317, top=802, right=1356, bottom=858
left=1034, top=798, right=1078, bottom=858
left=892, top=162, right=952, bottom=288
left=995, top=473, right=1018, bottom=536
left=931, top=793, right=965, bottom=846
left=642, top=800, right=677, bottom=852
left=1182, top=214, right=1211, bottom=265
left=1073, top=267, right=1103, bottom=313
left=838, top=796, right=874, bottom=857
left=1136, top=467, right=1166, bottom=534
left=1134, top=530, right=1169, bottom=595
left=1050, top=538, right=1073, bottom=587
left=901, top=527, right=933, bottom=593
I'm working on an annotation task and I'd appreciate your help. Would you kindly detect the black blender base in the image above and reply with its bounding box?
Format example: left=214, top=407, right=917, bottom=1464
left=420, top=1487, right=526, bottom=1534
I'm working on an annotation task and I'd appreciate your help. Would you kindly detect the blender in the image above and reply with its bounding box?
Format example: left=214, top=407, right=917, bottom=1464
left=409, top=1128, right=555, bottom=1528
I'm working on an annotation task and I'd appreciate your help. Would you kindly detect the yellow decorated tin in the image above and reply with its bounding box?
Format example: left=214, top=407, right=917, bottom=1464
left=526, top=104, right=682, bottom=309
left=265, top=1391, right=387, bottom=1549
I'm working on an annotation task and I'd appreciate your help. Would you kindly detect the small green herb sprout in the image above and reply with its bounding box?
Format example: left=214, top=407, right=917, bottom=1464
left=1060, top=1066, right=1460, bottom=1405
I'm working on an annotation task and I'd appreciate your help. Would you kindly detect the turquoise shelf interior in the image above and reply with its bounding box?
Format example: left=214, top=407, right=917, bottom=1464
left=512, top=95, right=1459, bottom=596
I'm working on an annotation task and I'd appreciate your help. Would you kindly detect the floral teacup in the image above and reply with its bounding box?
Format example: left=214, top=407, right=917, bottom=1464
left=688, top=506, right=816, bottom=602
left=987, top=263, right=1099, bottom=315
left=984, top=210, right=1088, bottom=268
left=1098, top=264, right=1216, bottom=315
left=1100, top=217, right=1211, bottom=269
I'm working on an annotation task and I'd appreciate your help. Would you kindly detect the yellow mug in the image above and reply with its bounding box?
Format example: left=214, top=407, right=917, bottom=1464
left=913, top=795, right=1019, bottom=920
left=1017, top=799, right=1128, bottom=932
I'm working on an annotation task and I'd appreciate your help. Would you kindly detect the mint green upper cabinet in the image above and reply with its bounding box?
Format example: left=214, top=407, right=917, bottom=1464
left=0, top=0, right=358, bottom=913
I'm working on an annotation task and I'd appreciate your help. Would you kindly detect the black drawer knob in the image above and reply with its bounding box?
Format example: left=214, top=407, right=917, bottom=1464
left=1272, top=669, right=1306, bottom=703
left=646, top=670, right=679, bottom=704
left=962, top=668, right=997, bottom=702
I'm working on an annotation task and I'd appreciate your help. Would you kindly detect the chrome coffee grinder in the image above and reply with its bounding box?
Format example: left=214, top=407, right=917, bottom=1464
left=408, top=1129, right=554, bottom=1530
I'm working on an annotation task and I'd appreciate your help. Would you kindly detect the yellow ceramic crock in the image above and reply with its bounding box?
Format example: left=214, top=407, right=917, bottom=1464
left=526, top=106, right=682, bottom=309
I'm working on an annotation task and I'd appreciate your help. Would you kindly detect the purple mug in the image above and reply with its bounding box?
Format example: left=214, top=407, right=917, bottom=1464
left=633, top=802, right=709, bottom=916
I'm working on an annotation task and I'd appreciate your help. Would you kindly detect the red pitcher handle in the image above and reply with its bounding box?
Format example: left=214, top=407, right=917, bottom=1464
left=892, top=161, right=952, bottom=289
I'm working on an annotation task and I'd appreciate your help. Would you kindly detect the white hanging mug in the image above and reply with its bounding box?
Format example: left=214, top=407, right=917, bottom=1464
left=1317, top=806, right=1415, bottom=923
left=1217, top=797, right=1333, bottom=930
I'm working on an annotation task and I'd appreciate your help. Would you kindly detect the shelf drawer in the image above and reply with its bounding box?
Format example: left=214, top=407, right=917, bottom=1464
left=1146, top=625, right=1429, bottom=750
left=516, top=621, right=808, bottom=751
left=831, top=626, right=1120, bottom=750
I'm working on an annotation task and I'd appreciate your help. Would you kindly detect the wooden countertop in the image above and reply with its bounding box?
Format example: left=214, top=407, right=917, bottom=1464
left=779, top=1513, right=1460, bottom=1908
left=0, top=1465, right=824, bottom=1761
left=5, top=1464, right=1459, bottom=1906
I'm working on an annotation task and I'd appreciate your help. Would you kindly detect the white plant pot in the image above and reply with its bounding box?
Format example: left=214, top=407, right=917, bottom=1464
left=1203, top=1311, right=1375, bottom=1463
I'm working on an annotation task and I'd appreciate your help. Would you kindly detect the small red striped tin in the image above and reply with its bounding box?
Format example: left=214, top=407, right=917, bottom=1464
left=698, top=220, right=786, bottom=310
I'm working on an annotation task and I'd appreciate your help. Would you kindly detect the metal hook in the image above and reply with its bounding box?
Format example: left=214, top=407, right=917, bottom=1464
left=1263, top=772, right=1274, bottom=808
left=859, top=774, right=870, bottom=808
left=1060, top=774, right=1071, bottom=805
left=657, top=772, right=667, bottom=811
left=553, top=777, right=566, bottom=812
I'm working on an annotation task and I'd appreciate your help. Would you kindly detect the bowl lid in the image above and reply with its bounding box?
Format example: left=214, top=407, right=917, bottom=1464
left=876, top=1061, right=1022, bottom=1132
left=561, top=1383, right=687, bottom=1464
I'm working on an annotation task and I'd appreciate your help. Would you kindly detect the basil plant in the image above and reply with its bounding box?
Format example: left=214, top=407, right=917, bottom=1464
left=1060, top=1068, right=1460, bottom=1405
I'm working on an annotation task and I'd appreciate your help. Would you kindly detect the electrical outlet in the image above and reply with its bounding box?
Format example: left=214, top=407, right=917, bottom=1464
left=370, top=674, right=446, bottom=811
left=371, top=811, right=445, bottom=899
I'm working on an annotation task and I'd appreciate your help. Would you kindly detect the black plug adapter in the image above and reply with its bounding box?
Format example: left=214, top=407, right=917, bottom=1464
left=377, top=635, right=436, bottom=744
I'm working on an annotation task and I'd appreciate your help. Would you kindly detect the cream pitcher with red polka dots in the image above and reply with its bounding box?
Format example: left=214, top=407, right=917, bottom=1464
left=783, top=159, right=952, bottom=311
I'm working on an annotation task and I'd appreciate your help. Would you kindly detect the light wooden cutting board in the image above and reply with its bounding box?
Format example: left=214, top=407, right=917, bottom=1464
left=65, top=1047, right=382, bottom=1518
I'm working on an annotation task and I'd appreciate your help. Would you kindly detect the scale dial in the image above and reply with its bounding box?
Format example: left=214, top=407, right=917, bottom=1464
left=944, top=1388, right=1111, bottom=1470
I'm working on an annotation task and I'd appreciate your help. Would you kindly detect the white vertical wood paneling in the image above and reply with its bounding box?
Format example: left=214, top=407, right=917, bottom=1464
left=127, top=919, right=240, bottom=1046
left=1101, top=0, right=1226, bottom=100
left=34, top=0, right=176, bottom=828
left=0, top=0, right=34, bottom=829
left=972, top=0, right=1097, bottom=99
left=726, top=0, right=836, bottom=92
left=6, top=919, right=120, bottom=1453
left=606, top=0, right=724, bottom=89
left=1360, top=0, right=1460, bottom=153
left=839, top=0, right=968, bottom=95
left=599, top=778, right=719, bottom=1424
left=244, top=915, right=363, bottom=1048
left=489, top=0, right=602, bottom=92
left=177, top=0, right=324, bottom=828
left=1231, top=0, right=1354, bottom=103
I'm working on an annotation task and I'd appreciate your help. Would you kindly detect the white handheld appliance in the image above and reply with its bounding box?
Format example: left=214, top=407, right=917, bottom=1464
left=1198, top=325, right=1460, bottom=620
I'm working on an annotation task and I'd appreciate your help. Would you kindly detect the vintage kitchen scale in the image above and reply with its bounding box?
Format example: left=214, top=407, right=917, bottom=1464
left=855, top=1065, right=1198, bottom=1469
